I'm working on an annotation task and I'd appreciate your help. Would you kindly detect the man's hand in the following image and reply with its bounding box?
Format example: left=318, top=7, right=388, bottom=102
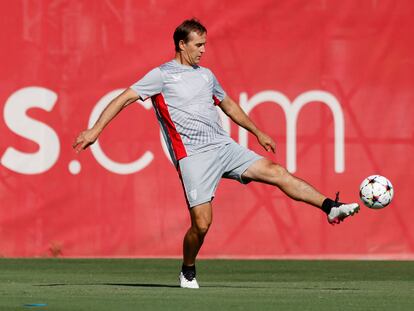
left=219, top=96, right=276, bottom=154
left=257, top=132, right=276, bottom=153
left=72, top=129, right=100, bottom=153
left=71, top=88, right=140, bottom=154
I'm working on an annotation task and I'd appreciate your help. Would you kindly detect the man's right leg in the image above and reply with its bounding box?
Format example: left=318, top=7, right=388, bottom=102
left=242, top=158, right=359, bottom=224
left=180, top=202, right=212, bottom=288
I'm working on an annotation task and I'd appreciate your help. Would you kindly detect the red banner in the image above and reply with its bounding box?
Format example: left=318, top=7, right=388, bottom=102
left=1, top=0, right=413, bottom=258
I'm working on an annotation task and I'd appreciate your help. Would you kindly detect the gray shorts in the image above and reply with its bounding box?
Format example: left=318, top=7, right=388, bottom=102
left=178, top=141, right=263, bottom=208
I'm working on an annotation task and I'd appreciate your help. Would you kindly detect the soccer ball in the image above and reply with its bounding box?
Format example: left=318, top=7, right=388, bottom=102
left=359, top=175, right=394, bottom=209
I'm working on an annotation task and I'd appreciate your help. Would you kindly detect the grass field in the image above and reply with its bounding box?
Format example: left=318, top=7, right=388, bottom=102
left=0, top=258, right=413, bottom=311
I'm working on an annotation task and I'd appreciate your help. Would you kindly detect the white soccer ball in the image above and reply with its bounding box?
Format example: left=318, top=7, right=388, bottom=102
left=359, top=175, right=394, bottom=209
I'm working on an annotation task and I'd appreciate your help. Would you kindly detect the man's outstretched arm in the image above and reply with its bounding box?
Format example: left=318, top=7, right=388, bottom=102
left=218, top=95, right=276, bottom=153
left=73, top=88, right=139, bottom=153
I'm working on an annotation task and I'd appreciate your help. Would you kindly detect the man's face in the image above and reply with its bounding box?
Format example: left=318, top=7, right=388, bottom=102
left=180, top=31, right=206, bottom=66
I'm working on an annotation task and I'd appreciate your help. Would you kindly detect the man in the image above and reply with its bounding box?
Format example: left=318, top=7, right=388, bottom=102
left=73, top=19, right=359, bottom=289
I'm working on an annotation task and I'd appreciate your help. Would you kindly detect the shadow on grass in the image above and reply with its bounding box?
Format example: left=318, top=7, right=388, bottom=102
left=34, top=283, right=179, bottom=288
left=34, top=283, right=269, bottom=289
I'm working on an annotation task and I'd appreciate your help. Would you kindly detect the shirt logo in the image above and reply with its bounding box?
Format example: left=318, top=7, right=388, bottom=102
left=171, top=74, right=182, bottom=81
left=201, top=74, right=209, bottom=82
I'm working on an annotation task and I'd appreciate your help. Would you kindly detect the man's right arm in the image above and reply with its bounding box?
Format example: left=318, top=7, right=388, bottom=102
left=72, top=88, right=139, bottom=153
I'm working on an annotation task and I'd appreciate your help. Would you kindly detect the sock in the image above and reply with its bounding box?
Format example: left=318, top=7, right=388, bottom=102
left=321, top=198, right=335, bottom=215
left=181, top=264, right=196, bottom=281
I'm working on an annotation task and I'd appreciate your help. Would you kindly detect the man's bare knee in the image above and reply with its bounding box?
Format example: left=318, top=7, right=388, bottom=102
left=193, top=221, right=211, bottom=236
left=190, top=203, right=212, bottom=237
left=272, top=163, right=289, bottom=177
left=243, top=158, right=291, bottom=186
left=265, top=163, right=291, bottom=186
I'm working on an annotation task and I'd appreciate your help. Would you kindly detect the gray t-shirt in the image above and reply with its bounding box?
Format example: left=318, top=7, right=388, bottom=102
left=131, top=60, right=232, bottom=166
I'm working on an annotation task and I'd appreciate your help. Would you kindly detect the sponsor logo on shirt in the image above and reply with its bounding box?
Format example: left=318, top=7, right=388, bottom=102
left=171, top=74, right=182, bottom=81
left=201, top=74, right=209, bottom=82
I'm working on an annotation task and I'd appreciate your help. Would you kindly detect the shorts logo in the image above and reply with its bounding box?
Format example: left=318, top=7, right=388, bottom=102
left=189, top=189, right=198, bottom=201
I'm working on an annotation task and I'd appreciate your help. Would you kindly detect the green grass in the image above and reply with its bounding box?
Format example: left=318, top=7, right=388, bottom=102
left=0, top=259, right=413, bottom=310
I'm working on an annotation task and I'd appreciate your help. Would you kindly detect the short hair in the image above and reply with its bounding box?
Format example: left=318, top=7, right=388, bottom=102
left=173, top=19, right=207, bottom=52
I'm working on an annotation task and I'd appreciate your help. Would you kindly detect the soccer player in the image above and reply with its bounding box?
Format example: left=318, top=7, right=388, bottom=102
left=73, top=19, right=360, bottom=289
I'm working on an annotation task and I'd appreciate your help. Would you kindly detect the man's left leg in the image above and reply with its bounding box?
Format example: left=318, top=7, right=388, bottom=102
left=179, top=202, right=212, bottom=289
left=242, top=158, right=359, bottom=224
left=183, top=202, right=212, bottom=266
left=177, top=148, right=223, bottom=288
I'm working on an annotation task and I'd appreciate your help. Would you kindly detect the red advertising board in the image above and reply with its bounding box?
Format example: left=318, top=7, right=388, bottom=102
left=1, top=0, right=413, bottom=258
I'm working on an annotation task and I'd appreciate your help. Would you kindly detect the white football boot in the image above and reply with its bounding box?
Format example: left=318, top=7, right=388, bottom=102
left=327, top=192, right=360, bottom=225
left=179, top=272, right=199, bottom=289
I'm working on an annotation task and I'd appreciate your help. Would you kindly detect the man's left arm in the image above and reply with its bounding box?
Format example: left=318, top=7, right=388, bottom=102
left=219, top=96, right=276, bottom=153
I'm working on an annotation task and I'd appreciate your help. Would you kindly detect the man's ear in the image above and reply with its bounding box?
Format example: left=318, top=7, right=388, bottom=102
left=179, top=40, right=186, bottom=51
